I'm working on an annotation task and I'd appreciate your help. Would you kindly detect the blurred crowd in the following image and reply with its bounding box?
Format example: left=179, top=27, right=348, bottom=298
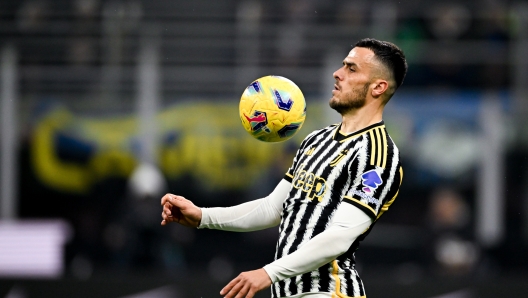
left=1, top=0, right=516, bottom=91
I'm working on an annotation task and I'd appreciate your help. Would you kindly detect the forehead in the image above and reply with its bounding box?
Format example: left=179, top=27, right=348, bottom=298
left=345, top=47, right=376, bottom=65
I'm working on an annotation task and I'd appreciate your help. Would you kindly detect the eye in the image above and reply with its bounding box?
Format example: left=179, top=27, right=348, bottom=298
left=342, top=62, right=356, bottom=72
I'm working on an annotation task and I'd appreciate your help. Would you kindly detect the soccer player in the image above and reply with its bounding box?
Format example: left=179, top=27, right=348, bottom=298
left=161, top=38, right=407, bottom=298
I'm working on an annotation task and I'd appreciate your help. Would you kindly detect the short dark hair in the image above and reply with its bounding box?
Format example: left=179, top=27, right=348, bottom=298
left=354, top=38, right=408, bottom=89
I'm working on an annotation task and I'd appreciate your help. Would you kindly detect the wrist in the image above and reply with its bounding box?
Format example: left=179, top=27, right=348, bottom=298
left=262, top=265, right=278, bottom=283
left=197, top=207, right=207, bottom=229
left=196, top=207, right=203, bottom=228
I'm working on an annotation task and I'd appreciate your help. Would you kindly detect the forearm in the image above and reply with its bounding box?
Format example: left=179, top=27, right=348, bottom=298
left=198, top=179, right=290, bottom=232
left=263, top=204, right=372, bottom=282
left=199, top=199, right=279, bottom=231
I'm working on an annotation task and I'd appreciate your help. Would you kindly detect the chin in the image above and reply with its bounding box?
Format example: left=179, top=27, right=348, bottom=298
left=329, top=96, right=339, bottom=106
left=329, top=100, right=345, bottom=114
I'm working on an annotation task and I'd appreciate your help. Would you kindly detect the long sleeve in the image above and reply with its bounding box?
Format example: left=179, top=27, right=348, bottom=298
left=263, top=203, right=372, bottom=282
left=198, top=179, right=290, bottom=232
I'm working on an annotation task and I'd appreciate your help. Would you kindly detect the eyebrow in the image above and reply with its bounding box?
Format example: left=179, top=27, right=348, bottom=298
left=343, top=60, right=358, bottom=68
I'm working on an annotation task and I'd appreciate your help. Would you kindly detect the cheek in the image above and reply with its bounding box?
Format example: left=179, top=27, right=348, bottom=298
left=339, top=89, right=355, bottom=101
left=342, top=82, right=360, bottom=94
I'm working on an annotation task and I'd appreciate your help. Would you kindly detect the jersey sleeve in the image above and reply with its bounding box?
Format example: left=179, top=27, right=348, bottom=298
left=263, top=202, right=372, bottom=282
left=342, top=132, right=403, bottom=220
left=198, top=179, right=290, bottom=231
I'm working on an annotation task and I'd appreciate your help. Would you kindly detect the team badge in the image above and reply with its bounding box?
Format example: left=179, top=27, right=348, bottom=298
left=329, top=149, right=349, bottom=167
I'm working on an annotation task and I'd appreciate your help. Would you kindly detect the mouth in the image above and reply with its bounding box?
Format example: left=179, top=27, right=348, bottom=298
left=332, top=84, right=340, bottom=95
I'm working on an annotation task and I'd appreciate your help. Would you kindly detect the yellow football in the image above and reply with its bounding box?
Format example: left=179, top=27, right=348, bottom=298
left=239, top=75, right=306, bottom=142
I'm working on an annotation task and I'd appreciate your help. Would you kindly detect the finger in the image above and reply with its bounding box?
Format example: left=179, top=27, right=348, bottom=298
left=161, top=193, right=173, bottom=206
left=161, top=211, right=174, bottom=223
left=168, top=195, right=188, bottom=208
left=234, top=284, right=250, bottom=298
left=163, top=203, right=173, bottom=216
left=246, top=287, right=257, bottom=298
left=224, top=280, right=244, bottom=298
left=161, top=219, right=166, bottom=226
left=220, top=277, right=239, bottom=296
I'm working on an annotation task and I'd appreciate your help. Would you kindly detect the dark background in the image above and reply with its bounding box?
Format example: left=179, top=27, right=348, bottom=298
left=1, top=0, right=528, bottom=297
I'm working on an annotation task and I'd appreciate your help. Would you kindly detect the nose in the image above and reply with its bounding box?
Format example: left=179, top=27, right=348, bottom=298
left=333, top=67, right=342, bottom=81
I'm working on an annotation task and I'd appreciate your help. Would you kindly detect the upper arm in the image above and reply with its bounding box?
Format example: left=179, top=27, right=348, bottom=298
left=342, top=135, right=402, bottom=220
left=342, top=163, right=402, bottom=220
left=330, top=201, right=372, bottom=230
left=264, top=178, right=291, bottom=215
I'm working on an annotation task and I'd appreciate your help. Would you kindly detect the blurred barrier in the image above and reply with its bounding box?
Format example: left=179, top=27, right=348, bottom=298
left=29, top=102, right=325, bottom=193
left=1, top=45, right=19, bottom=220
left=0, top=220, right=71, bottom=278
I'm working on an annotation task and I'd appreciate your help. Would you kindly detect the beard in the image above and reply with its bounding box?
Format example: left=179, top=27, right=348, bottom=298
left=329, top=83, right=369, bottom=115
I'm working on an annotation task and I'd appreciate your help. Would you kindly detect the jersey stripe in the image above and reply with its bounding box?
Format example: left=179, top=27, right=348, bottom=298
left=381, top=128, right=388, bottom=168
left=273, top=121, right=400, bottom=298
left=375, top=128, right=382, bottom=166
left=343, top=259, right=353, bottom=295
left=336, top=124, right=385, bottom=143
left=355, top=271, right=365, bottom=297
left=376, top=166, right=403, bottom=220
left=331, top=261, right=341, bottom=295
left=369, top=130, right=376, bottom=166
left=277, top=127, right=337, bottom=296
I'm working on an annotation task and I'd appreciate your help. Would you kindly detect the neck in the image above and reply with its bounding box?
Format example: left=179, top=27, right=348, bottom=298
left=339, top=101, right=384, bottom=134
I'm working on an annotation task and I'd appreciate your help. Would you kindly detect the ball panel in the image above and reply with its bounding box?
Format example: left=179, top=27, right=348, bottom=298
left=239, top=75, right=306, bottom=142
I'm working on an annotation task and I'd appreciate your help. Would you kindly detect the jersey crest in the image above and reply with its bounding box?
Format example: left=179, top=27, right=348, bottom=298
left=329, top=149, right=349, bottom=167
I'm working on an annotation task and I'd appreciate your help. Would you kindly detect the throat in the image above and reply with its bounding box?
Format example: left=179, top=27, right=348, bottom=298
left=340, top=118, right=383, bottom=134
left=340, top=109, right=383, bottom=134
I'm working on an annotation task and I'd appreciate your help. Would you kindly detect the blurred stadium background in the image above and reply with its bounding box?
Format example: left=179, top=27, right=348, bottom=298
left=1, top=0, right=528, bottom=297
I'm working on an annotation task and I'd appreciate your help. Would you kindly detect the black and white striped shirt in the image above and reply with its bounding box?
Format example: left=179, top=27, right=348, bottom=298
left=272, top=121, right=402, bottom=298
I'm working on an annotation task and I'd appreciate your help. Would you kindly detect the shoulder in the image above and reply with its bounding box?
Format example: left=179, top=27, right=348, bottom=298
left=360, top=124, right=401, bottom=169
left=384, top=131, right=400, bottom=155
left=294, top=124, right=337, bottom=151
left=304, top=123, right=338, bottom=140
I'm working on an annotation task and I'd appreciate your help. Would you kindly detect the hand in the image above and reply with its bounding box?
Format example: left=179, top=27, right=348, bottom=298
left=160, top=194, right=202, bottom=227
left=220, top=268, right=272, bottom=298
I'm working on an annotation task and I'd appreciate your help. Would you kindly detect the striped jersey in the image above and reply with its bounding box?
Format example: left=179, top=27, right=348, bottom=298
left=272, top=121, right=402, bottom=298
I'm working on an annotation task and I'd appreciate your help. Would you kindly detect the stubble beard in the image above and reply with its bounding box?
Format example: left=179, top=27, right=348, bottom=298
left=329, top=83, right=370, bottom=115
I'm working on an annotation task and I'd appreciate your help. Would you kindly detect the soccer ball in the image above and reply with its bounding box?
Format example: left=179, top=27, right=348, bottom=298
left=239, top=75, right=306, bottom=142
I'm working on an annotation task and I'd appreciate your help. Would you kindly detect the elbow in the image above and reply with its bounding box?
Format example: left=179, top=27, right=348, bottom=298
left=333, top=238, right=357, bottom=256
left=335, top=244, right=350, bottom=257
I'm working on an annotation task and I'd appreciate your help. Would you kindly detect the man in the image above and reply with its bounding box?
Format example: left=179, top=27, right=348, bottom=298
left=161, top=38, right=407, bottom=298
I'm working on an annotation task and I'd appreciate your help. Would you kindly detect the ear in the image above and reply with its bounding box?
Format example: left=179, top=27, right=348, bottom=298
left=371, top=79, right=389, bottom=98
